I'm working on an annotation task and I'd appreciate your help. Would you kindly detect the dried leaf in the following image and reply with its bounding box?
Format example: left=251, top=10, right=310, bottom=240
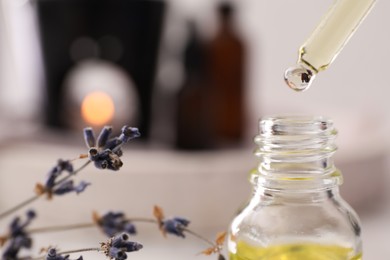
left=92, top=211, right=101, bottom=224
left=200, top=247, right=215, bottom=256
left=39, top=247, right=50, bottom=254
left=79, top=154, right=89, bottom=159
left=215, top=231, right=227, bottom=246
left=153, top=205, right=164, bottom=223
left=0, top=236, right=8, bottom=247
left=153, top=205, right=167, bottom=237
left=34, top=183, right=45, bottom=195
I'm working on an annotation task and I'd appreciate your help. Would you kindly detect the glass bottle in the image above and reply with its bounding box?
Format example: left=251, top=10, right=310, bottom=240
left=228, top=116, right=362, bottom=260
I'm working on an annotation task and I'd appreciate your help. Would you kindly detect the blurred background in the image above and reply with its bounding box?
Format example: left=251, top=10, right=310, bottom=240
left=0, top=0, right=389, bottom=259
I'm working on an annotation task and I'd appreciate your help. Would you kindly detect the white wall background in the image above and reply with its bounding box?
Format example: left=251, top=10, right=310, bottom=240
left=1, top=0, right=389, bottom=140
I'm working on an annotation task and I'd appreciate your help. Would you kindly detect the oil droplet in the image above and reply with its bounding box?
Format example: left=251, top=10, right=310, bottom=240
left=284, top=64, right=316, bottom=92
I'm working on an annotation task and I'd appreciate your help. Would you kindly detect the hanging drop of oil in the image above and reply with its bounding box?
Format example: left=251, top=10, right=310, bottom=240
left=284, top=64, right=316, bottom=92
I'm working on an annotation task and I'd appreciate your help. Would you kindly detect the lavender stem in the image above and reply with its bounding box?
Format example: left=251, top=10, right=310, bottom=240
left=0, top=194, right=41, bottom=220
left=0, top=160, right=91, bottom=221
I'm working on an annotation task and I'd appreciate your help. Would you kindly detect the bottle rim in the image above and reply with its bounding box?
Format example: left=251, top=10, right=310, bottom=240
left=258, top=115, right=336, bottom=137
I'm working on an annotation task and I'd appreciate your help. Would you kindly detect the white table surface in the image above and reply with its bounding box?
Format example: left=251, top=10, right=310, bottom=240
left=0, top=135, right=388, bottom=259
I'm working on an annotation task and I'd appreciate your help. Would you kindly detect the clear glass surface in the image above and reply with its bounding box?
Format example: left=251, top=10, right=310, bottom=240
left=228, top=116, right=362, bottom=260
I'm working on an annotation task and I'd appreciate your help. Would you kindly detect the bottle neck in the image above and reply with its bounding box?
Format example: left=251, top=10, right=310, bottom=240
left=252, top=116, right=343, bottom=192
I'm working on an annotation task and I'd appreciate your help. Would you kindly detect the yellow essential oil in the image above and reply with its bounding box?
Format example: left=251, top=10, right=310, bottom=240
left=229, top=241, right=362, bottom=260
left=300, top=0, right=376, bottom=72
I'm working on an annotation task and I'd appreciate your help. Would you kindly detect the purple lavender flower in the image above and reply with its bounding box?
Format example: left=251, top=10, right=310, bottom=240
left=97, top=211, right=137, bottom=237
left=89, top=148, right=123, bottom=171
left=45, top=159, right=74, bottom=189
left=53, top=180, right=90, bottom=195
left=36, top=159, right=90, bottom=198
left=96, top=126, right=112, bottom=148
left=118, top=126, right=141, bottom=144
left=83, top=125, right=140, bottom=171
left=109, top=233, right=143, bottom=259
left=83, top=127, right=96, bottom=149
left=2, top=210, right=36, bottom=260
left=101, top=233, right=142, bottom=260
left=46, top=248, right=83, bottom=260
left=162, top=217, right=190, bottom=238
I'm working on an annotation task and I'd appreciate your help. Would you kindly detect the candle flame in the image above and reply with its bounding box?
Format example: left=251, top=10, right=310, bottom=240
left=81, top=91, right=115, bottom=126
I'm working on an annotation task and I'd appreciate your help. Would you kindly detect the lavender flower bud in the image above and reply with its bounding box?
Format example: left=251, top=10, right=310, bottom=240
left=10, top=217, right=21, bottom=234
left=104, top=137, right=121, bottom=151
left=98, top=211, right=137, bottom=237
left=162, top=217, right=190, bottom=238
left=53, top=180, right=90, bottom=195
left=10, top=210, right=36, bottom=236
left=26, top=210, right=36, bottom=220
left=46, top=248, right=83, bottom=260
left=3, top=210, right=36, bottom=259
left=94, top=160, right=108, bottom=169
left=122, top=241, right=143, bottom=252
left=88, top=148, right=99, bottom=161
left=53, top=180, right=74, bottom=195
left=74, top=181, right=91, bottom=194
left=112, top=233, right=130, bottom=248
left=83, top=127, right=96, bottom=148
left=111, top=233, right=143, bottom=255
left=45, top=160, right=74, bottom=189
left=13, top=235, right=32, bottom=249
left=124, top=223, right=136, bottom=235
left=119, top=126, right=140, bottom=143
left=45, top=167, right=61, bottom=189
left=58, top=160, right=74, bottom=173
left=109, top=247, right=127, bottom=260
left=172, top=217, right=190, bottom=227
left=97, top=126, right=113, bottom=148
left=46, top=248, right=58, bottom=259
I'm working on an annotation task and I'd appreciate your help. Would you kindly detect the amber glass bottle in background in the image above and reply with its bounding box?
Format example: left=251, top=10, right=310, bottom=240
left=207, top=1, right=245, bottom=146
left=229, top=116, right=362, bottom=260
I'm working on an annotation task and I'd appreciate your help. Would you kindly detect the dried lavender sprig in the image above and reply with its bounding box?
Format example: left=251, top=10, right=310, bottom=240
left=22, top=233, right=143, bottom=260
left=2, top=219, right=225, bottom=259
left=0, top=160, right=91, bottom=221
left=0, top=218, right=155, bottom=243
left=1, top=210, right=36, bottom=259
left=85, top=126, right=140, bottom=171
left=153, top=206, right=226, bottom=258
left=30, top=219, right=214, bottom=246
left=51, top=160, right=91, bottom=188
left=2, top=219, right=219, bottom=252
left=0, top=125, right=140, bottom=220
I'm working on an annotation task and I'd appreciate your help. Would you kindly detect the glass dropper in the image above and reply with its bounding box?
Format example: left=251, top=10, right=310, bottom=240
left=285, top=0, right=377, bottom=92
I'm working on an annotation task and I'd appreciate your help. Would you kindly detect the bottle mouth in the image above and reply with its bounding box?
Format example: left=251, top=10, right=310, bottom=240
left=255, top=116, right=338, bottom=159
left=252, top=116, right=342, bottom=190
left=258, top=115, right=336, bottom=136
